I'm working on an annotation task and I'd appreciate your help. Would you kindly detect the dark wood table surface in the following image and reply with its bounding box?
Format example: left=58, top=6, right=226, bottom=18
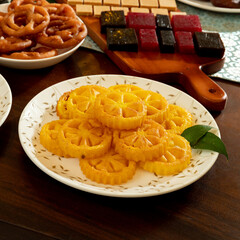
left=0, top=47, right=239, bottom=240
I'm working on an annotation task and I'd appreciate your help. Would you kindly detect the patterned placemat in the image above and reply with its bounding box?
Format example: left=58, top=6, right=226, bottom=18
left=82, top=2, right=240, bottom=84
left=177, top=2, right=240, bottom=83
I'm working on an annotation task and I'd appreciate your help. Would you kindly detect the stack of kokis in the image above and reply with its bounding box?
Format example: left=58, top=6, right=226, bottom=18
left=40, top=84, right=193, bottom=185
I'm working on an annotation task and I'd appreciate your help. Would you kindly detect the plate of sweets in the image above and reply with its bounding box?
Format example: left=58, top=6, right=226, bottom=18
left=0, top=74, right=12, bottom=127
left=18, top=74, right=221, bottom=198
left=72, top=1, right=227, bottom=111
left=0, top=0, right=87, bottom=69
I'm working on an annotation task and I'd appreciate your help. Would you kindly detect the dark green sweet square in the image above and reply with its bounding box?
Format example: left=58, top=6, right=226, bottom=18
left=100, top=11, right=126, bottom=34
left=107, top=28, right=138, bottom=52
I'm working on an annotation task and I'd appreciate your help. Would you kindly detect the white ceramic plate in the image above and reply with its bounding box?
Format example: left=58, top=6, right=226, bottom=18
left=177, top=0, right=240, bottom=13
left=18, top=75, right=220, bottom=197
left=0, top=3, right=86, bottom=69
left=0, top=74, right=12, bottom=127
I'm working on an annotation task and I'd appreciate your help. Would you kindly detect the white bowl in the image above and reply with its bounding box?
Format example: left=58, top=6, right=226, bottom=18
left=0, top=3, right=86, bottom=69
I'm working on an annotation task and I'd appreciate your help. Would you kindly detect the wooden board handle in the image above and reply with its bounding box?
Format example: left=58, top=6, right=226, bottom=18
left=179, top=66, right=227, bottom=111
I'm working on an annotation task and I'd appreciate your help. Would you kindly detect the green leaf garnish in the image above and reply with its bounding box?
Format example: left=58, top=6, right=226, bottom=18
left=181, top=125, right=213, bottom=146
left=192, top=132, right=228, bottom=159
left=181, top=125, right=228, bottom=159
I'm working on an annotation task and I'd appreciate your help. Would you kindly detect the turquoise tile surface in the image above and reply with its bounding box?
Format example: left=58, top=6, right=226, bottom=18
left=177, top=2, right=240, bottom=83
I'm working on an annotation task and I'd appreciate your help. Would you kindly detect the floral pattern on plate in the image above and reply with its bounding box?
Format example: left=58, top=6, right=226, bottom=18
left=0, top=74, right=12, bottom=127
left=18, top=75, right=220, bottom=197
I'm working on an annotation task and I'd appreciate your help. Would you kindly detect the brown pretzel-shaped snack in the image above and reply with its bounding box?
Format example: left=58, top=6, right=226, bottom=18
left=8, top=0, right=49, bottom=11
left=37, top=18, right=87, bottom=49
left=44, top=3, right=77, bottom=20
left=0, top=28, right=33, bottom=53
left=1, top=4, right=50, bottom=37
left=1, top=47, right=58, bottom=59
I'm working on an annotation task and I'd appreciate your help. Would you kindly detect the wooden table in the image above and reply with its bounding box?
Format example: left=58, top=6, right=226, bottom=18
left=0, top=47, right=239, bottom=240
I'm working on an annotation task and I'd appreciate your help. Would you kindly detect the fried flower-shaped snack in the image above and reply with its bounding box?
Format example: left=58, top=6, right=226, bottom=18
left=58, top=117, right=112, bottom=159
left=108, top=84, right=143, bottom=93
left=80, top=149, right=137, bottom=185
left=39, top=84, right=195, bottom=185
left=139, top=133, right=191, bottom=175
left=94, top=90, right=147, bottom=130
left=113, top=119, right=169, bottom=162
left=40, top=119, right=69, bottom=157
left=67, top=85, right=107, bottom=119
left=162, top=104, right=193, bottom=135
left=133, top=90, right=169, bottom=124
left=56, top=91, right=71, bottom=119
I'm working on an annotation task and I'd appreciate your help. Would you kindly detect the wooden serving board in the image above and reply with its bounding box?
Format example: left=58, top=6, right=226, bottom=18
left=81, top=16, right=227, bottom=111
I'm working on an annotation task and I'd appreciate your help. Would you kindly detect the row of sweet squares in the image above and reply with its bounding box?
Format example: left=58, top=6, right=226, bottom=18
left=68, top=0, right=178, bottom=16
left=99, top=10, right=225, bottom=58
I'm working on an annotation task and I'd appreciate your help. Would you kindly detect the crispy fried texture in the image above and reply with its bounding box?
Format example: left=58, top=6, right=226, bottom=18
left=0, top=1, right=87, bottom=59
left=40, top=85, right=194, bottom=184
